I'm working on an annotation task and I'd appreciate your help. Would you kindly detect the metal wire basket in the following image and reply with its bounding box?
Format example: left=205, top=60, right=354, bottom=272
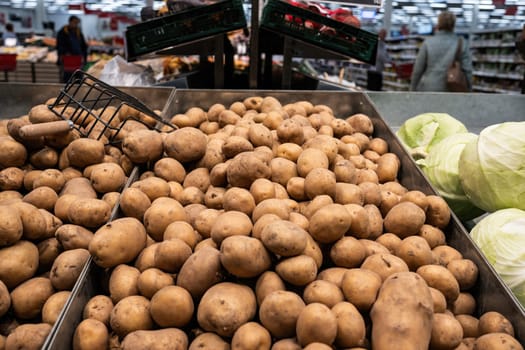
left=46, top=70, right=176, bottom=144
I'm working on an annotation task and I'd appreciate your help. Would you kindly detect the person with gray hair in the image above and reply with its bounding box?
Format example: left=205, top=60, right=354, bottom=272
left=410, top=11, right=472, bottom=92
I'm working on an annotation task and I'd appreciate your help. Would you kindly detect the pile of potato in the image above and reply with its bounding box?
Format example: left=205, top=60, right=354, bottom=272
left=0, top=95, right=522, bottom=350
left=0, top=102, right=148, bottom=349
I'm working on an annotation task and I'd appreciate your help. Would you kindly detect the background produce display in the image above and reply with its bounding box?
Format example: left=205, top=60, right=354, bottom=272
left=0, top=89, right=523, bottom=349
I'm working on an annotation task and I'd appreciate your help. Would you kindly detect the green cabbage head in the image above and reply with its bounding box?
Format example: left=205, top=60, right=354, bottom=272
left=471, top=208, right=525, bottom=307
left=396, top=113, right=468, bottom=159
left=417, top=133, right=485, bottom=221
left=459, top=122, right=525, bottom=212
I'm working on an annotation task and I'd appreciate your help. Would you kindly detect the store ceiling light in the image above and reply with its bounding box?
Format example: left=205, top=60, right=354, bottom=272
left=430, top=3, right=446, bottom=8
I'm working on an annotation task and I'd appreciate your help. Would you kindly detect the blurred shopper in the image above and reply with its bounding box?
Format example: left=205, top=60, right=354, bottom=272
left=410, top=11, right=472, bottom=92
left=516, top=24, right=525, bottom=94
left=3, top=23, right=17, bottom=46
left=367, top=28, right=390, bottom=91
left=56, top=16, right=88, bottom=83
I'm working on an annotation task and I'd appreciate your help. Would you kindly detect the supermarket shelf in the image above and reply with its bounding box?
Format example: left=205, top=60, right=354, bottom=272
left=472, top=56, right=523, bottom=64
left=382, top=71, right=397, bottom=78
left=383, top=80, right=409, bottom=89
left=350, top=73, right=367, bottom=81
left=473, top=85, right=521, bottom=94
left=386, top=44, right=419, bottom=50
left=473, top=71, right=523, bottom=80
left=390, top=54, right=417, bottom=60
left=471, top=41, right=518, bottom=49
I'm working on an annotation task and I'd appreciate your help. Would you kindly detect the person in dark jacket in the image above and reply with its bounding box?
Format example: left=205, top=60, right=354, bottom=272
left=56, top=15, right=88, bottom=83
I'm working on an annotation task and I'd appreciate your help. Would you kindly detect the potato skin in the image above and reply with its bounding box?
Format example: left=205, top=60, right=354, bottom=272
left=5, top=323, right=52, bottom=350
left=416, top=264, right=460, bottom=303
left=261, top=220, right=307, bottom=257
left=55, top=224, right=93, bottom=250
left=137, top=268, right=174, bottom=299
left=395, top=236, right=433, bottom=271
left=0, top=240, right=39, bottom=289
left=210, top=210, right=252, bottom=244
left=308, top=204, right=351, bottom=244
left=197, top=282, right=257, bottom=337
left=73, top=318, right=109, bottom=350
left=430, top=313, right=463, bottom=350
left=0, top=205, right=23, bottom=246
left=474, top=333, right=523, bottom=350
left=302, top=280, right=343, bottom=308
left=83, top=295, right=114, bottom=326
left=384, top=202, right=426, bottom=238
left=447, top=259, right=478, bottom=291
left=150, top=286, right=194, bottom=328
left=23, top=186, right=58, bottom=211
left=10, top=277, right=55, bottom=319
left=478, top=311, right=514, bottom=336
left=220, top=236, right=272, bottom=278
left=0, top=167, right=24, bottom=191
left=50, top=249, right=90, bottom=290
left=231, top=322, right=271, bottom=350
left=189, top=332, right=230, bottom=350
left=119, top=187, right=151, bottom=221
left=255, top=271, right=286, bottom=306
left=67, top=138, right=105, bottom=168
left=143, top=198, right=188, bottom=241
left=332, top=301, right=366, bottom=348
left=296, top=303, right=337, bottom=347
left=341, top=268, right=381, bottom=312
left=110, top=295, right=153, bottom=338
left=109, top=264, right=141, bottom=304
left=259, top=290, right=305, bottom=339
left=177, top=247, right=224, bottom=299
left=227, top=152, right=271, bottom=189
left=361, top=253, right=409, bottom=281
left=90, top=163, right=126, bottom=193
left=89, top=218, right=147, bottom=268
left=164, top=127, right=207, bottom=163
left=68, top=198, right=111, bottom=228
left=121, top=328, right=188, bottom=350
left=276, top=255, right=318, bottom=286
left=0, top=137, right=27, bottom=168
left=122, top=129, right=164, bottom=164
left=0, top=280, right=10, bottom=318
left=42, top=291, right=71, bottom=325
left=370, top=272, right=434, bottom=350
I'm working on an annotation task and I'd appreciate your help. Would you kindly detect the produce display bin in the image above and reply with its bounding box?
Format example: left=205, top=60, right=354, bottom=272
left=44, top=89, right=525, bottom=349
left=261, top=0, right=378, bottom=64
left=125, top=0, right=247, bottom=61
left=0, top=83, right=175, bottom=349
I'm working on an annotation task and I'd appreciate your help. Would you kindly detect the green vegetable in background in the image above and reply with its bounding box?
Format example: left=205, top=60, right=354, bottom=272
left=459, top=121, right=525, bottom=212
left=396, top=113, right=468, bottom=160
left=417, top=133, right=484, bottom=221
left=471, top=208, right=525, bottom=307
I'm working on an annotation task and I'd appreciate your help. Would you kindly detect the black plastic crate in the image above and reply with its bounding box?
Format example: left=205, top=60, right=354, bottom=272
left=261, top=0, right=378, bottom=64
left=125, top=0, right=247, bottom=61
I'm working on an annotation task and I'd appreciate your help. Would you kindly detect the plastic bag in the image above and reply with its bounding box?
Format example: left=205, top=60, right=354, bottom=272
left=98, top=55, right=155, bottom=86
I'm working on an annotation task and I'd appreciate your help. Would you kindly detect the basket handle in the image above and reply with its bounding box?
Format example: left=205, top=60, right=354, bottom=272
left=19, top=120, right=74, bottom=138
